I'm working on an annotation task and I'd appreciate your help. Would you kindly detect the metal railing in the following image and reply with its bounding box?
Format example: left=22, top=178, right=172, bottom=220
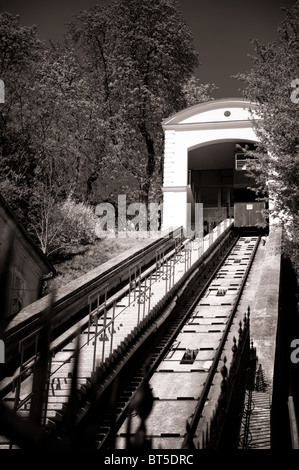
left=3, top=219, right=234, bottom=432
left=200, top=310, right=251, bottom=449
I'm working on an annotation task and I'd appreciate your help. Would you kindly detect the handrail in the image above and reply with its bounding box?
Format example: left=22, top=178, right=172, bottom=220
left=48, top=221, right=234, bottom=378
left=48, top=236, right=193, bottom=377
left=0, top=221, right=234, bottom=409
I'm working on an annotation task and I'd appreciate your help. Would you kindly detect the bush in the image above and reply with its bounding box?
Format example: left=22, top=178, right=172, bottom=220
left=44, top=196, right=96, bottom=259
left=59, top=196, right=96, bottom=246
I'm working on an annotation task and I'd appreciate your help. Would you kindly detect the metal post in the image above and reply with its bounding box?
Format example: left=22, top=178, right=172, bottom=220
left=143, top=277, right=147, bottom=320
left=161, top=250, right=165, bottom=276
left=134, top=266, right=137, bottom=302
left=87, top=295, right=92, bottom=345
left=110, top=301, right=116, bottom=355
left=129, top=268, right=132, bottom=305
left=148, top=283, right=152, bottom=314
left=42, top=354, right=52, bottom=426
left=165, top=263, right=170, bottom=293
left=172, top=258, right=175, bottom=287
left=101, top=304, right=107, bottom=364
left=92, top=311, right=98, bottom=372
left=143, top=290, right=146, bottom=320
left=14, top=343, right=24, bottom=411
left=137, top=285, right=141, bottom=325
left=169, top=262, right=172, bottom=290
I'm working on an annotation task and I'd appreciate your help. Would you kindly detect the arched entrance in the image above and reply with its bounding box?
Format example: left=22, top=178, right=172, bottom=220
left=161, top=98, right=260, bottom=233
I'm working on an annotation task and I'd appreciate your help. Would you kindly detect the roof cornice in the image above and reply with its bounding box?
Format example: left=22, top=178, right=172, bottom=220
left=162, top=98, right=258, bottom=129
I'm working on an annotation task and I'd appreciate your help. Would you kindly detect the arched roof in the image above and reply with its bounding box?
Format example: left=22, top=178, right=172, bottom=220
left=162, top=98, right=258, bottom=129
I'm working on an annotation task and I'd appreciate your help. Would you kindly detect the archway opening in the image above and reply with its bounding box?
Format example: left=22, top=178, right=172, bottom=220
left=187, top=139, right=260, bottom=233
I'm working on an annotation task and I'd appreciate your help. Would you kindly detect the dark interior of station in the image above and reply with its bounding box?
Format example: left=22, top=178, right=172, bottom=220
left=187, top=140, right=262, bottom=233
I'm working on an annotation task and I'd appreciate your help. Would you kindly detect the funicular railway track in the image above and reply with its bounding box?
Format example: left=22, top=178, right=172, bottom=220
left=40, top=227, right=240, bottom=449
left=0, top=222, right=261, bottom=449
left=98, top=234, right=260, bottom=449
left=95, top=234, right=241, bottom=449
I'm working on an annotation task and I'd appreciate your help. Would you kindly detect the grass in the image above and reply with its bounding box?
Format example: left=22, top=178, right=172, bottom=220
left=44, top=237, right=151, bottom=294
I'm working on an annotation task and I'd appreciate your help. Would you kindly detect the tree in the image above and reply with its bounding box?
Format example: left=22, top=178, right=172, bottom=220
left=0, top=12, right=43, bottom=222
left=236, top=1, right=299, bottom=273
left=68, top=0, right=214, bottom=211
left=25, top=42, right=106, bottom=203
left=0, top=14, right=101, bottom=254
left=0, top=4, right=215, bottom=255
left=27, top=192, right=96, bottom=256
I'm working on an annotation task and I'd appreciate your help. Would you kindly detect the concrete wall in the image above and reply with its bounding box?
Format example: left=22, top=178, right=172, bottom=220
left=0, top=201, right=53, bottom=316
left=251, top=225, right=282, bottom=397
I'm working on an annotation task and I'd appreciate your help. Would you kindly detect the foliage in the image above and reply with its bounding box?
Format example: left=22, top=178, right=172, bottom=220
left=58, top=196, right=96, bottom=245
left=67, top=0, right=212, bottom=208
left=0, top=2, right=215, bottom=256
left=182, top=76, right=217, bottom=108
left=236, top=1, right=299, bottom=275
left=0, top=12, right=42, bottom=222
left=28, top=194, right=97, bottom=256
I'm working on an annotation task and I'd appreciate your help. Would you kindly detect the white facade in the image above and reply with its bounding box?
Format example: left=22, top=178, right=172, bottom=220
left=161, top=98, right=260, bottom=233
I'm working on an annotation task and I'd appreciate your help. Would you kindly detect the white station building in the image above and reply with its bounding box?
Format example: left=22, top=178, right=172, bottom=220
left=161, top=98, right=264, bottom=235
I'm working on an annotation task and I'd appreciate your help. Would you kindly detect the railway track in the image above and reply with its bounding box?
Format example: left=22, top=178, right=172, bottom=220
left=0, top=222, right=260, bottom=450
left=1, top=227, right=182, bottom=383
left=41, top=228, right=237, bottom=449
left=112, top=235, right=260, bottom=449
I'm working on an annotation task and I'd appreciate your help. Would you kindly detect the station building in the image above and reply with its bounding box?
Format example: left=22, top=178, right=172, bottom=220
left=0, top=194, right=55, bottom=317
left=161, top=98, right=266, bottom=234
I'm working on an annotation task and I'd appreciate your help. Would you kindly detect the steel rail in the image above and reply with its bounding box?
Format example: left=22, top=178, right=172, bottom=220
left=0, top=225, right=235, bottom=448
left=43, top=228, right=235, bottom=446
left=0, top=230, right=185, bottom=399
left=2, top=227, right=183, bottom=375
left=97, top=233, right=239, bottom=449
left=181, top=235, right=261, bottom=448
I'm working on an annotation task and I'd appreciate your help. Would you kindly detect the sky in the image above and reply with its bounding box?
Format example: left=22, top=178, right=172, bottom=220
left=1, top=0, right=296, bottom=98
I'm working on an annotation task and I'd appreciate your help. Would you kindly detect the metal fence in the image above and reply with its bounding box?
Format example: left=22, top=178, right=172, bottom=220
left=200, top=309, right=253, bottom=449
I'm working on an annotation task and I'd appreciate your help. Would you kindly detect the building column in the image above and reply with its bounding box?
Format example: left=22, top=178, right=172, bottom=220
left=162, top=187, right=188, bottom=234
left=162, top=128, right=190, bottom=234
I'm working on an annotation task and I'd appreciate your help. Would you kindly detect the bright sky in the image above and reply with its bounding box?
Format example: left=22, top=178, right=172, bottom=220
left=1, top=0, right=296, bottom=97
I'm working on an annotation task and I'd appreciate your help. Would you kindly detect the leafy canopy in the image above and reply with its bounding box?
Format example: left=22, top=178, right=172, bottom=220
left=0, top=2, right=215, bottom=255
left=236, top=0, right=299, bottom=273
